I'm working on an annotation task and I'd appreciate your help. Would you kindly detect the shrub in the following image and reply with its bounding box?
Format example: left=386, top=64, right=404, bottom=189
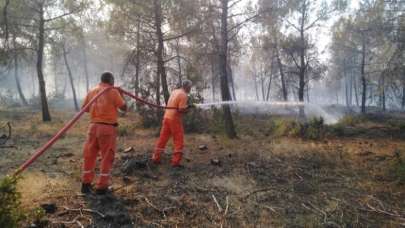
left=183, top=94, right=208, bottom=133
left=138, top=106, right=161, bottom=128
left=272, top=118, right=302, bottom=137
left=118, top=125, right=129, bottom=137
left=392, top=150, right=405, bottom=185
left=394, top=162, right=405, bottom=185
left=328, top=123, right=345, bottom=137
left=339, top=115, right=360, bottom=126
left=301, top=117, right=325, bottom=140
left=0, top=176, right=24, bottom=228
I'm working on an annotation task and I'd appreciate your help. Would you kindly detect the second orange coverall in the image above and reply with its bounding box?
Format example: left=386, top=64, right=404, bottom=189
left=152, top=88, right=188, bottom=166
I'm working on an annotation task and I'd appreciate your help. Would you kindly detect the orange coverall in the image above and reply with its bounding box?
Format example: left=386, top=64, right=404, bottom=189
left=81, top=83, right=125, bottom=190
left=152, top=88, right=188, bottom=166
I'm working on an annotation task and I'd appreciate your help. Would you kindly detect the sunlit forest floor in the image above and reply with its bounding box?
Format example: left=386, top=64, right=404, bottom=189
left=1, top=108, right=405, bottom=227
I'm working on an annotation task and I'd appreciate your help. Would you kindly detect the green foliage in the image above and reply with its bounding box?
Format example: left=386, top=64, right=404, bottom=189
left=118, top=125, right=128, bottom=137
left=183, top=94, right=208, bottom=133
left=392, top=150, right=405, bottom=185
left=338, top=115, right=366, bottom=126
left=138, top=106, right=161, bottom=128
left=269, top=117, right=325, bottom=140
left=0, top=176, right=24, bottom=228
left=272, top=118, right=301, bottom=137
left=301, top=117, right=325, bottom=140
left=328, top=123, right=345, bottom=137
left=394, top=162, right=405, bottom=185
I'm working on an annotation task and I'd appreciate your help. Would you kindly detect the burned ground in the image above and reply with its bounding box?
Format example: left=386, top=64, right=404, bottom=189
left=0, top=109, right=405, bottom=227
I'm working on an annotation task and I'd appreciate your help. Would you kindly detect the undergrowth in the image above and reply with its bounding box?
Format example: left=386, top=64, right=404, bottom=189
left=0, top=176, right=24, bottom=228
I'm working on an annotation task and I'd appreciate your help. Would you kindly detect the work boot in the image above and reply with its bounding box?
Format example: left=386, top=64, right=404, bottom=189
left=81, top=183, right=92, bottom=194
left=95, top=188, right=107, bottom=195
left=95, top=188, right=109, bottom=195
left=171, top=164, right=185, bottom=170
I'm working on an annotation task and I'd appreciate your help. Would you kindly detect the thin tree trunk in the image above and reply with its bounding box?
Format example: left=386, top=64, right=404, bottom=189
left=360, top=40, right=367, bottom=113
left=381, top=74, right=386, bottom=111
left=62, top=45, right=79, bottom=111
left=135, top=17, right=141, bottom=99
left=176, top=39, right=182, bottom=85
left=261, top=75, right=265, bottom=101
left=354, top=74, right=359, bottom=107
left=306, top=83, right=310, bottom=103
left=3, top=0, right=10, bottom=49
left=81, top=36, right=90, bottom=92
left=345, top=61, right=349, bottom=107
left=402, top=80, right=405, bottom=109
left=266, top=73, right=272, bottom=101
left=211, top=57, right=216, bottom=101
left=37, top=6, right=51, bottom=121
left=219, top=0, right=236, bottom=138
left=227, top=63, right=236, bottom=100
left=154, top=0, right=169, bottom=104
left=298, top=34, right=306, bottom=116
left=254, top=74, right=259, bottom=101
left=12, top=34, right=28, bottom=105
left=276, top=46, right=287, bottom=101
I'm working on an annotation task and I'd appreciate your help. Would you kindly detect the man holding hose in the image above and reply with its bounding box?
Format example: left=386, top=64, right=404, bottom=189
left=81, top=72, right=127, bottom=194
left=152, top=80, right=193, bottom=168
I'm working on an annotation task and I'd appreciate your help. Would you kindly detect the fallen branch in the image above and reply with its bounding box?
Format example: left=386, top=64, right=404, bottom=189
left=242, top=188, right=273, bottom=200
left=212, top=194, right=223, bottom=212
left=62, top=206, right=105, bottom=218
left=360, top=195, right=405, bottom=221
left=52, top=215, right=85, bottom=228
left=220, top=196, right=230, bottom=228
left=365, top=202, right=405, bottom=220
left=141, top=196, right=175, bottom=218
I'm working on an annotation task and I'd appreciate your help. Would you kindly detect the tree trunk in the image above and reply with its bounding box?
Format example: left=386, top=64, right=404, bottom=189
left=211, top=57, right=216, bottom=101
left=135, top=18, right=141, bottom=101
left=37, top=7, right=51, bottom=121
left=176, top=39, right=182, bottom=85
left=227, top=63, right=237, bottom=100
left=306, top=83, right=310, bottom=102
left=360, top=40, right=366, bottom=113
left=345, top=61, right=349, bottom=107
left=81, top=36, right=90, bottom=92
left=381, top=74, right=386, bottom=112
left=62, top=45, right=79, bottom=111
left=12, top=34, right=28, bottom=105
left=276, top=46, right=287, bottom=101
left=354, top=74, right=359, bottom=107
left=266, top=73, right=272, bottom=101
left=219, top=0, right=236, bottom=139
left=3, top=0, right=10, bottom=49
left=254, top=74, right=259, bottom=101
left=154, top=0, right=169, bottom=104
left=298, top=5, right=306, bottom=117
left=402, top=80, right=405, bottom=109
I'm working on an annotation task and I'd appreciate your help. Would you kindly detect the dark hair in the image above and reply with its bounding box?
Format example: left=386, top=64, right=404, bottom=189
left=101, top=72, right=114, bottom=84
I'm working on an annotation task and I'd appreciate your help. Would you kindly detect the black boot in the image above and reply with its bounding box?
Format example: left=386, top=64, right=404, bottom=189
left=95, top=188, right=109, bottom=195
left=81, top=183, right=92, bottom=194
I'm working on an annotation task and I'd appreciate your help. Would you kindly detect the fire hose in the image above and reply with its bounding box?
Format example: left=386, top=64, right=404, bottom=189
left=13, top=86, right=178, bottom=176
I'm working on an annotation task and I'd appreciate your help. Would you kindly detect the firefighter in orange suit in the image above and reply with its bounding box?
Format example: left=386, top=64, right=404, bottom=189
left=152, top=80, right=193, bottom=168
left=81, top=72, right=127, bottom=194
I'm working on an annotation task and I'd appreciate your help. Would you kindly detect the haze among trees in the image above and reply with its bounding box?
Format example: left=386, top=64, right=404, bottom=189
left=0, top=0, right=405, bottom=137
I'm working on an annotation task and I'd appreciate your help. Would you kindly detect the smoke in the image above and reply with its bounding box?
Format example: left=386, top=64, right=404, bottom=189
left=196, top=100, right=346, bottom=125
